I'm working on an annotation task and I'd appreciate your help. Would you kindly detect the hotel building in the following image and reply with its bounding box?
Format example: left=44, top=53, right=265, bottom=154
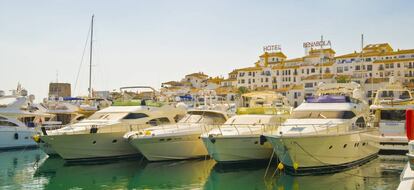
left=226, top=43, right=414, bottom=107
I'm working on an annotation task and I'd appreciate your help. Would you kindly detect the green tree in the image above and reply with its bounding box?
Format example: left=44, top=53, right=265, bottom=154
left=237, top=86, right=249, bottom=94
left=336, top=75, right=350, bottom=83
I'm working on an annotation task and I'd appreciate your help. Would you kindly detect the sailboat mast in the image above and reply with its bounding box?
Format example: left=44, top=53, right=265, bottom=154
left=88, top=15, right=94, bottom=98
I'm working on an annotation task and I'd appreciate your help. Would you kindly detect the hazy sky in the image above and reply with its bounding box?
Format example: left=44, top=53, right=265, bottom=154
left=1, top=0, right=414, bottom=100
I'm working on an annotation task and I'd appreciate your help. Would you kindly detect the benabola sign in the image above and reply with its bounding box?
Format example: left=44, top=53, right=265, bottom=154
left=303, top=40, right=331, bottom=48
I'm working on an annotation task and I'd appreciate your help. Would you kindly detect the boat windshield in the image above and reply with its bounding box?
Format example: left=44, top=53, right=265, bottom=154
left=87, top=112, right=128, bottom=120
left=291, top=111, right=356, bottom=119
left=380, top=110, right=406, bottom=121
left=179, top=112, right=226, bottom=124
left=224, top=116, right=272, bottom=125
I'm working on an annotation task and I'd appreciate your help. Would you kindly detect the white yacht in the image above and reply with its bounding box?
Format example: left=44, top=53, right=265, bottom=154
left=0, top=115, right=39, bottom=149
left=38, top=105, right=186, bottom=161
left=265, top=83, right=379, bottom=174
left=0, top=86, right=52, bottom=150
left=369, top=78, right=414, bottom=155
left=125, top=110, right=228, bottom=161
left=35, top=98, right=87, bottom=155
left=201, top=91, right=291, bottom=162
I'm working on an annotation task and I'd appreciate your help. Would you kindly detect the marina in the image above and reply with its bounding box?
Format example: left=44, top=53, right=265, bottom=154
left=2, top=1, right=414, bottom=189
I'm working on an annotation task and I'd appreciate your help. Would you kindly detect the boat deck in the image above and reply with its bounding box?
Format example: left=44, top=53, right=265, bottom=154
left=398, top=163, right=414, bottom=190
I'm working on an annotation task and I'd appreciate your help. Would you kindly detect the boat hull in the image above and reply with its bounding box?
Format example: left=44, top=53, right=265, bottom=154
left=266, top=130, right=379, bottom=174
left=201, top=135, right=273, bottom=163
left=38, top=141, right=59, bottom=156
left=129, top=134, right=207, bottom=161
left=0, top=128, right=37, bottom=150
left=41, top=132, right=139, bottom=161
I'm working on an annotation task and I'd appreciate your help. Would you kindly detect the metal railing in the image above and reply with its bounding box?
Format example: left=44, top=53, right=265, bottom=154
left=204, top=123, right=282, bottom=136
left=268, top=121, right=376, bottom=136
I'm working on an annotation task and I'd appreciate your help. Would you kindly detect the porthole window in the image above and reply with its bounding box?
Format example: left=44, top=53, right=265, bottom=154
left=329, top=145, right=333, bottom=149
left=92, top=141, right=97, bottom=144
left=112, top=139, right=117, bottom=143
left=343, top=144, right=347, bottom=148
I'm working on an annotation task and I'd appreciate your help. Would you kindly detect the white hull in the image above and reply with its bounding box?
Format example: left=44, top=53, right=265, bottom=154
left=38, top=141, right=58, bottom=155
left=0, top=128, right=37, bottom=149
left=202, top=135, right=273, bottom=162
left=41, top=132, right=139, bottom=160
left=129, top=134, right=207, bottom=161
left=266, top=130, right=379, bottom=171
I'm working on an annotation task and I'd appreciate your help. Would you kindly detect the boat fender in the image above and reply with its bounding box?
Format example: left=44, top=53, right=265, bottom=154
left=41, top=127, right=48, bottom=135
left=90, top=127, right=98, bottom=134
left=14, top=133, right=19, bottom=140
left=33, top=135, right=41, bottom=143
left=259, top=135, right=267, bottom=145
left=277, top=162, right=284, bottom=170
left=293, top=162, right=299, bottom=170
left=208, top=135, right=216, bottom=144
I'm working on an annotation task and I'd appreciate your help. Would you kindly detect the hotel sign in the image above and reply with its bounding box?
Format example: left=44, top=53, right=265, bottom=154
left=263, top=44, right=281, bottom=52
left=303, top=40, right=331, bottom=48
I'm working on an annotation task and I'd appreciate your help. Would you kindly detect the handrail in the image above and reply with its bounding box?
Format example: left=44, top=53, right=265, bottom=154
left=272, top=121, right=377, bottom=136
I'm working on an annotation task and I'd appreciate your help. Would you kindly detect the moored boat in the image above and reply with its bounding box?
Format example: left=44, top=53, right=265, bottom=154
left=265, top=82, right=379, bottom=174
left=125, top=110, right=228, bottom=161
left=201, top=91, right=291, bottom=163
left=368, top=78, right=414, bottom=155
left=38, top=104, right=185, bottom=161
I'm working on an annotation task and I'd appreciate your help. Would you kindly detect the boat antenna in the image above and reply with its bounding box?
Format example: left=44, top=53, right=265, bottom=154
left=320, top=35, right=324, bottom=80
left=88, top=14, right=94, bottom=98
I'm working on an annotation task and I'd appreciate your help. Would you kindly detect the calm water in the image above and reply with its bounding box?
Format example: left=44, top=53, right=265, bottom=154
left=0, top=149, right=404, bottom=190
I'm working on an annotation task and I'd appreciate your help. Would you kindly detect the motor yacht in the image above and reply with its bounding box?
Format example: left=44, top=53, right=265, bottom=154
left=369, top=78, right=414, bottom=155
left=0, top=85, right=52, bottom=150
left=35, top=98, right=87, bottom=155
left=265, top=82, right=379, bottom=174
left=125, top=110, right=228, bottom=161
left=0, top=115, right=40, bottom=149
left=201, top=91, right=291, bottom=162
left=38, top=104, right=186, bottom=161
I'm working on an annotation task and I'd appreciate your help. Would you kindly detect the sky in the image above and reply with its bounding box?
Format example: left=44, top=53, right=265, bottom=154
left=1, top=0, right=414, bottom=100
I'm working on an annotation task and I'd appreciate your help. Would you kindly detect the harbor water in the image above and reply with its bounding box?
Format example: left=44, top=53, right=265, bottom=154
left=0, top=149, right=404, bottom=190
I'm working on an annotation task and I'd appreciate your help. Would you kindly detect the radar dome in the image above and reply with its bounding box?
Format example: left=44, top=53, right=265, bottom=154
left=21, top=89, right=28, bottom=96
left=29, top=94, right=35, bottom=102
left=176, top=102, right=187, bottom=110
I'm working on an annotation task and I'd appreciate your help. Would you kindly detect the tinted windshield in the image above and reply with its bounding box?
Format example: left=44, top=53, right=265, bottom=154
left=179, top=112, right=226, bottom=124
left=380, top=110, right=406, bottom=121
left=87, top=112, right=128, bottom=120
left=224, top=116, right=272, bottom=125
left=291, top=111, right=356, bottom=119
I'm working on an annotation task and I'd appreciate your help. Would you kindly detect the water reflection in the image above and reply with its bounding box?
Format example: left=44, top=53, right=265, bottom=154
left=205, top=159, right=403, bottom=190
left=128, top=159, right=215, bottom=189
left=35, top=157, right=142, bottom=189
left=0, top=150, right=406, bottom=190
left=0, top=149, right=47, bottom=190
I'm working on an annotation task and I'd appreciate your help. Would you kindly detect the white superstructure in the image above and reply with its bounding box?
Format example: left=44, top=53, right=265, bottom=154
left=0, top=86, right=51, bottom=150
left=125, top=110, right=228, bottom=161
